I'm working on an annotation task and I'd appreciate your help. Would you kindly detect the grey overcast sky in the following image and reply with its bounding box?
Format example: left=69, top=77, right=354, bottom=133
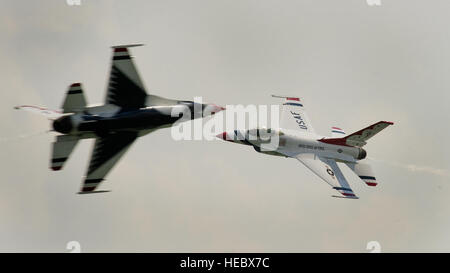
left=1, top=0, right=449, bottom=252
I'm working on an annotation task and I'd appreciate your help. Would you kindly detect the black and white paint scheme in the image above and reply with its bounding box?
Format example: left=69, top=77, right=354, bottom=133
left=15, top=45, right=225, bottom=194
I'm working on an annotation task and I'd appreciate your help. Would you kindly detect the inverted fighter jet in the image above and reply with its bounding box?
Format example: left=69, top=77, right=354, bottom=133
left=16, top=44, right=224, bottom=194
left=216, top=95, right=393, bottom=199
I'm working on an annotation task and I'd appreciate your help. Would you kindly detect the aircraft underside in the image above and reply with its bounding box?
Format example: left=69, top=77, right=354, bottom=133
left=53, top=109, right=181, bottom=136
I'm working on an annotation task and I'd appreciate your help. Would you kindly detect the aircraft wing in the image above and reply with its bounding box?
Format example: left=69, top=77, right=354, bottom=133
left=106, top=45, right=148, bottom=109
left=295, top=153, right=358, bottom=199
left=272, top=95, right=316, bottom=136
left=79, top=131, right=138, bottom=193
left=106, top=44, right=179, bottom=108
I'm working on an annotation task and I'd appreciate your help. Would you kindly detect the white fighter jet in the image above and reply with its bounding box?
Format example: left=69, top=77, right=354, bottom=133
left=16, top=44, right=224, bottom=194
left=216, top=95, right=393, bottom=199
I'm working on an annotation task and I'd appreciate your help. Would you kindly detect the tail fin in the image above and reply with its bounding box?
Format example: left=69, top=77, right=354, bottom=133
left=319, top=121, right=393, bottom=147
left=50, top=135, right=79, bottom=171
left=346, top=161, right=377, bottom=187
left=62, top=83, right=87, bottom=113
left=272, top=95, right=317, bottom=136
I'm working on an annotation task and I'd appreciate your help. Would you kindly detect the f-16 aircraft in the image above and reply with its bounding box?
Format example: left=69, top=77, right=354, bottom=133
left=16, top=44, right=224, bottom=194
left=216, top=95, right=393, bottom=199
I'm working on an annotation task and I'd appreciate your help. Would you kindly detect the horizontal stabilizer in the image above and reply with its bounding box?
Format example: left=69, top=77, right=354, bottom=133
left=319, top=121, right=394, bottom=147
left=51, top=135, right=79, bottom=171
left=62, top=83, right=87, bottom=113
left=346, top=161, right=377, bottom=187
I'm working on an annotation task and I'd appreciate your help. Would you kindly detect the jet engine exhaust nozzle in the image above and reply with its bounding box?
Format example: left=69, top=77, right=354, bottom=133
left=357, top=148, right=367, bottom=160
left=52, top=116, right=73, bottom=134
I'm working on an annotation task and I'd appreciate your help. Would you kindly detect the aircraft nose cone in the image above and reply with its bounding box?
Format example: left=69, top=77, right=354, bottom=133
left=213, top=103, right=226, bottom=111
left=216, top=132, right=228, bottom=140
left=207, top=104, right=226, bottom=115
left=214, top=105, right=226, bottom=113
